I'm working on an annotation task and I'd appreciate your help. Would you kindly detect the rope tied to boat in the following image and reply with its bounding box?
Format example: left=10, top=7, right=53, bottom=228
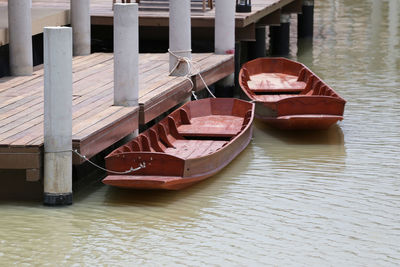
left=168, top=49, right=216, bottom=99
left=45, top=149, right=146, bottom=175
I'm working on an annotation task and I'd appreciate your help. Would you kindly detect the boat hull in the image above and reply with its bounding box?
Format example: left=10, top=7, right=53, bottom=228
left=258, top=114, right=343, bottom=130
left=239, top=57, right=346, bottom=130
left=103, top=98, right=254, bottom=190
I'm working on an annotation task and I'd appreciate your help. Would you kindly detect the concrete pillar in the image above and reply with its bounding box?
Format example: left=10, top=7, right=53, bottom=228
left=298, top=0, right=314, bottom=39
left=169, top=0, right=191, bottom=76
left=215, top=0, right=235, bottom=55
left=269, top=14, right=290, bottom=56
left=43, top=27, right=73, bottom=206
left=71, top=0, right=91, bottom=56
left=8, top=0, right=33, bottom=76
left=215, top=0, right=236, bottom=96
left=114, top=3, right=139, bottom=107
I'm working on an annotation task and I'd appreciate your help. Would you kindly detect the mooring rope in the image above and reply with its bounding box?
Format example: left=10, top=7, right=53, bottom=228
left=168, top=49, right=216, bottom=99
left=45, top=149, right=146, bottom=175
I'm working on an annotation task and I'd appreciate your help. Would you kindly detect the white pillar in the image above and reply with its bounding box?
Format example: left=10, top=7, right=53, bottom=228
left=169, top=0, right=191, bottom=76
left=215, top=0, right=235, bottom=87
left=8, top=0, right=33, bottom=76
left=114, top=3, right=139, bottom=107
left=71, top=0, right=91, bottom=56
left=215, top=0, right=235, bottom=55
left=43, top=27, right=73, bottom=206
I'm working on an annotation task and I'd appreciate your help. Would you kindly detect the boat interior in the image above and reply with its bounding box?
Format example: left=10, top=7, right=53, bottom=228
left=240, top=58, right=341, bottom=102
left=109, top=99, right=253, bottom=160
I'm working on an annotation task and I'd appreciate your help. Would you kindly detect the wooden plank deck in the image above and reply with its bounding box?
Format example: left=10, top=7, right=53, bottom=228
left=0, top=6, right=69, bottom=46
left=89, top=0, right=300, bottom=28
left=0, top=0, right=301, bottom=34
left=0, top=52, right=233, bottom=179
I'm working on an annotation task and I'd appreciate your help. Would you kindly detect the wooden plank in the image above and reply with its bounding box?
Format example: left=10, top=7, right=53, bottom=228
left=193, top=54, right=234, bottom=91
left=257, top=9, right=281, bottom=26
left=75, top=107, right=139, bottom=164
left=282, top=0, right=303, bottom=14
left=0, top=7, right=70, bottom=46
left=0, top=150, right=41, bottom=169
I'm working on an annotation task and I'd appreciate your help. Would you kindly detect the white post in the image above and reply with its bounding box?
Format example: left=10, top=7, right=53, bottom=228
left=215, top=0, right=235, bottom=87
left=114, top=3, right=139, bottom=107
left=169, top=0, right=191, bottom=76
left=8, top=0, right=33, bottom=76
left=215, top=0, right=235, bottom=55
left=43, top=27, right=73, bottom=206
left=71, top=0, right=91, bottom=56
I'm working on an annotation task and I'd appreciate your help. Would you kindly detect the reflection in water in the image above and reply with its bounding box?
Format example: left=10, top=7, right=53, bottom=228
left=1, top=0, right=400, bottom=265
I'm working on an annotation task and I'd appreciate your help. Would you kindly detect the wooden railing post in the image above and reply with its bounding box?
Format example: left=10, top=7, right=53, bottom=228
left=8, top=0, right=33, bottom=76
left=43, top=27, right=73, bottom=206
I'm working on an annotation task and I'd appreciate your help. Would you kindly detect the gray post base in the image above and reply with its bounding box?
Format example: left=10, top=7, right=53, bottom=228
left=43, top=192, right=73, bottom=206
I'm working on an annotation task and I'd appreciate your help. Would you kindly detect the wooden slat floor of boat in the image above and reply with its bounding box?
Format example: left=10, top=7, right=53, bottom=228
left=0, top=52, right=233, bottom=170
left=177, top=115, right=243, bottom=137
left=164, top=140, right=227, bottom=159
left=0, top=0, right=298, bottom=29
left=248, top=73, right=306, bottom=92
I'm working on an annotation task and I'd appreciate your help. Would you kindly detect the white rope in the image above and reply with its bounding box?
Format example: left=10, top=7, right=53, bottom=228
left=168, top=49, right=216, bottom=99
left=45, top=149, right=146, bottom=175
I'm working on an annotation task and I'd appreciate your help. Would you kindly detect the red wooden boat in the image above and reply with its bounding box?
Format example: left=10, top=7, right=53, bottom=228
left=239, top=57, right=346, bottom=130
left=103, top=98, right=254, bottom=190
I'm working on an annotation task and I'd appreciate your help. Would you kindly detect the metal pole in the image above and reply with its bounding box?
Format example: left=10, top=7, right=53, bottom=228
left=8, top=0, right=33, bottom=76
left=169, top=0, right=191, bottom=76
left=43, top=27, right=73, bottom=206
left=71, top=0, right=91, bottom=56
left=114, top=3, right=139, bottom=107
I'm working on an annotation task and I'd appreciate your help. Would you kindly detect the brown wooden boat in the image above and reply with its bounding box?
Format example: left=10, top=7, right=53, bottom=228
left=103, top=98, right=254, bottom=190
left=239, top=57, right=346, bottom=130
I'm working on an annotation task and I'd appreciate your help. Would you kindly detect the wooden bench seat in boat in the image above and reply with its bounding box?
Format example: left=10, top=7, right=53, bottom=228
left=253, top=94, right=295, bottom=102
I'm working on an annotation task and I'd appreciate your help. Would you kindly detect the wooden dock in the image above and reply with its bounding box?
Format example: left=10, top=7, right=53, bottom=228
left=0, top=52, right=233, bottom=181
left=0, top=6, right=69, bottom=46
left=0, top=0, right=302, bottom=42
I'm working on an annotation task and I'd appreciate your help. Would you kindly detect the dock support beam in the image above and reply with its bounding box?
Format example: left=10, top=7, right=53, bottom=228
left=248, top=26, right=266, bottom=60
left=169, top=0, right=191, bottom=76
left=298, top=0, right=314, bottom=39
left=8, top=0, right=33, bottom=76
left=71, top=0, right=91, bottom=56
left=114, top=3, right=139, bottom=107
left=269, top=14, right=291, bottom=56
left=215, top=0, right=235, bottom=96
left=43, top=27, right=73, bottom=206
